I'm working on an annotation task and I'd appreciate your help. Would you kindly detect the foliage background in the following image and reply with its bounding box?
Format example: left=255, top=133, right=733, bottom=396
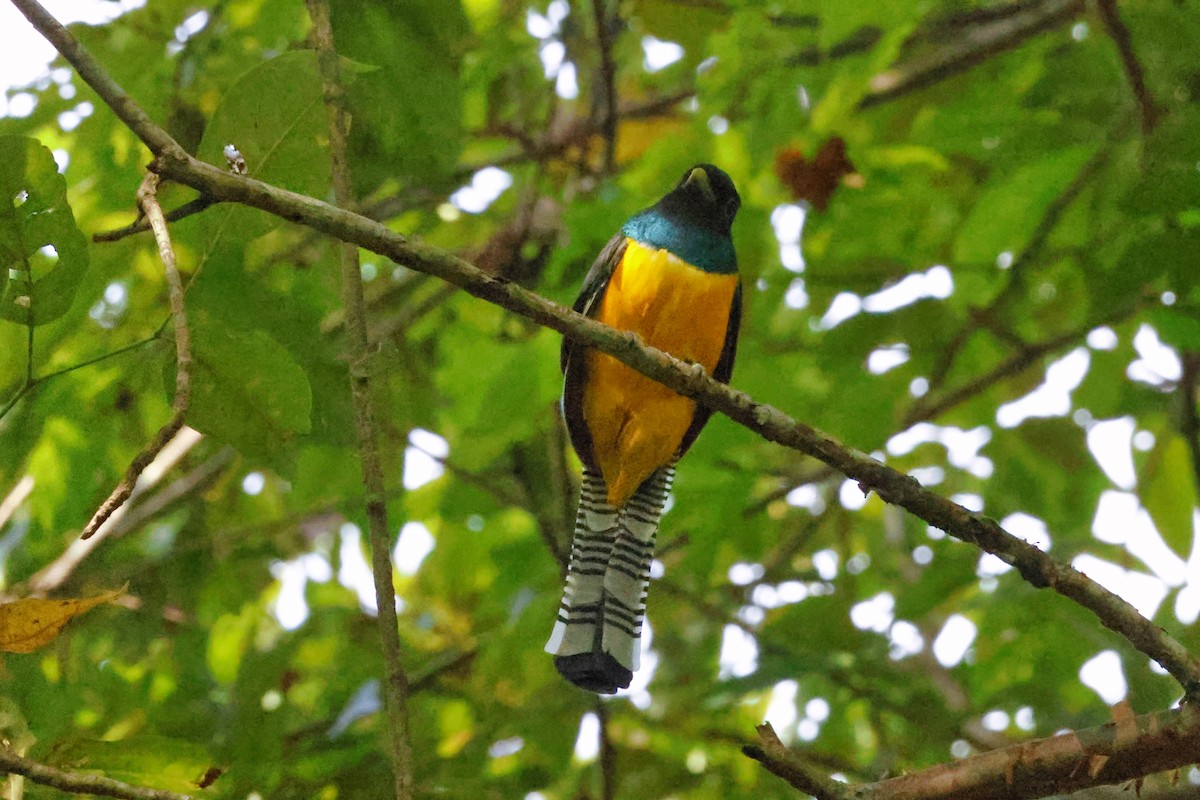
left=0, top=0, right=1198, bottom=797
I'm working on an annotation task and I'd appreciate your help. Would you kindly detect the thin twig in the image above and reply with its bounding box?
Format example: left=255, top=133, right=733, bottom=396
left=926, top=141, right=1112, bottom=393
left=105, top=446, right=235, bottom=540
left=908, top=300, right=1140, bottom=426
left=1093, top=0, right=1159, bottom=134
left=860, top=0, right=1084, bottom=109
left=92, top=195, right=217, bottom=243
left=23, top=315, right=33, bottom=386
left=81, top=174, right=191, bottom=539
left=305, top=1, right=414, bottom=798
left=743, top=723, right=853, bottom=800
left=0, top=748, right=193, bottom=800
left=0, top=334, right=159, bottom=424
left=32, top=427, right=202, bottom=594
left=596, top=700, right=617, bottom=800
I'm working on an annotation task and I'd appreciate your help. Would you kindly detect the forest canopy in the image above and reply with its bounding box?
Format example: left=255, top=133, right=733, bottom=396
left=0, top=0, right=1199, bottom=798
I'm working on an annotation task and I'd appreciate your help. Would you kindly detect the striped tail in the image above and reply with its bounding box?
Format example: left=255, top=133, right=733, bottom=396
left=545, top=466, right=674, bottom=693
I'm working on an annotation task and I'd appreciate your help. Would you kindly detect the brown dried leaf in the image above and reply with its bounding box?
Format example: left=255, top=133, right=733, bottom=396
left=1087, top=754, right=1110, bottom=778
left=774, top=137, right=858, bottom=211
left=0, top=586, right=127, bottom=653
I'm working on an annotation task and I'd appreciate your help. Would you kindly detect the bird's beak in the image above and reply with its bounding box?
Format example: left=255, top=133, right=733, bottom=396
left=684, top=167, right=716, bottom=204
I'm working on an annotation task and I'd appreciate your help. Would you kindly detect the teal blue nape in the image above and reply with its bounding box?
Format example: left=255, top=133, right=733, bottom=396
left=622, top=212, right=737, bottom=275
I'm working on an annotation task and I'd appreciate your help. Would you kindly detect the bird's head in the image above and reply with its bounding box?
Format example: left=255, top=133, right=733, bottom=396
left=656, top=164, right=741, bottom=237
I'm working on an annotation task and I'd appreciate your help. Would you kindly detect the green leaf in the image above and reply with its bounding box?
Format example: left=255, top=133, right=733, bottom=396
left=1148, top=307, right=1200, bottom=350
left=195, top=50, right=332, bottom=244
left=1124, top=107, right=1200, bottom=216
left=206, top=602, right=259, bottom=686
left=45, top=736, right=218, bottom=794
left=0, top=136, right=89, bottom=325
left=1138, top=432, right=1196, bottom=559
left=954, top=146, right=1093, bottom=265
left=630, top=0, right=730, bottom=65
left=177, top=312, right=313, bottom=471
left=329, top=0, right=468, bottom=188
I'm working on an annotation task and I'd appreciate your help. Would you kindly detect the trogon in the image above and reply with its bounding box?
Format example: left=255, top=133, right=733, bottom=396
left=545, top=164, right=742, bottom=693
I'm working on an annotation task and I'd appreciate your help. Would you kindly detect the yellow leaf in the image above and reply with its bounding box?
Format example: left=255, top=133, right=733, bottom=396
left=0, top=586, right=127, bottom=653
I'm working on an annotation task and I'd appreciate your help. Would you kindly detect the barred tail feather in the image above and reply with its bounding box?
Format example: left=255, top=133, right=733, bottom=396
left=545, top=469, right=616, bottom=663
left=546, top=466, right=674, bottom=694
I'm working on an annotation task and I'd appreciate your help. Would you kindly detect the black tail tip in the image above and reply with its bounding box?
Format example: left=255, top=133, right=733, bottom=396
left=555, top=653, right=633, bottom=694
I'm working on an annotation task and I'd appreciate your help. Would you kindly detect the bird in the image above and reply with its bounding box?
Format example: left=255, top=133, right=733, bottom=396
left=545, top=164, right=742, bottom=693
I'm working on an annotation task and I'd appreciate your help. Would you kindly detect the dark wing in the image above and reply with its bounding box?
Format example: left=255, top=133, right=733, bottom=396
left=561, top=234, right=629, bottom=471
left=677, top=281, right=742, bottom=458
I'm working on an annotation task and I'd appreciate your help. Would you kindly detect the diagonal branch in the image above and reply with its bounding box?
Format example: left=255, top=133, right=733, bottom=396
left=0, top=747, right=194, bottom=800
left=848, top=704, right=1200, bottom=800
left=743, top=723, right=853, bottom=800
left=1093, top=0, right=1160, bottom=134
left=861, top=0, right=1084, bottom=108
left=30, top=427, right=202, bottom=594
left=92, top=195, right=217, bottom=243
left=81, top=173, right=192, bottom=539
left=747, top=706, right=1200, bottom=800
left=17, top=0, right=1197, bottom=696
left=134, top=147, right=1200, bottom=694
left=14, top=0, right=1200, bottom=701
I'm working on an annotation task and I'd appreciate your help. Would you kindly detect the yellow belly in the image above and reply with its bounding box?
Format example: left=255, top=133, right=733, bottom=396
left=583, top=238, right=738, bottom=507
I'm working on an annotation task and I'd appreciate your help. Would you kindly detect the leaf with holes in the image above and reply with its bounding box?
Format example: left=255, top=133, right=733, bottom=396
left=0, top=136, right=89, bottom=326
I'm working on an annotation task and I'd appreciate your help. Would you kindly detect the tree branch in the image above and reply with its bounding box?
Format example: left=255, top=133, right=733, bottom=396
left=0, top=747, right=193, bottom=800
left=141, top=143, right=1200, bottom=693
left=81, top=173, right=192, bottom=540
left=0, top=334, right=160, bottom=423
left=743, top=723, right=854, bottom=800
left=17, top=0, right=1196, bottom=696
left=861, top=0, right=1084, bottom=108
left=29, top=427, right=202, bottom=596
left=17, top=0, right=1200, bottom=739
left=9, top=0, right=177, bottom=155
left=304, top=2, right=414, bottom=799
left=92, top=196, right=217, bottom=243
left=926, top=140, right=1112, bottom=394
left=596, top=700, right=618, bottom=800
left=907, top=300, right=1140, bottom=426
left=1093, top=0, right=1160, bottom=134
left=845, top=704, right=1200, bottom=800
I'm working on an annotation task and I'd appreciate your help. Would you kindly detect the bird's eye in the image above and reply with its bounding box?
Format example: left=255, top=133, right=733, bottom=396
left=724, top=198, right=739, bottom=220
